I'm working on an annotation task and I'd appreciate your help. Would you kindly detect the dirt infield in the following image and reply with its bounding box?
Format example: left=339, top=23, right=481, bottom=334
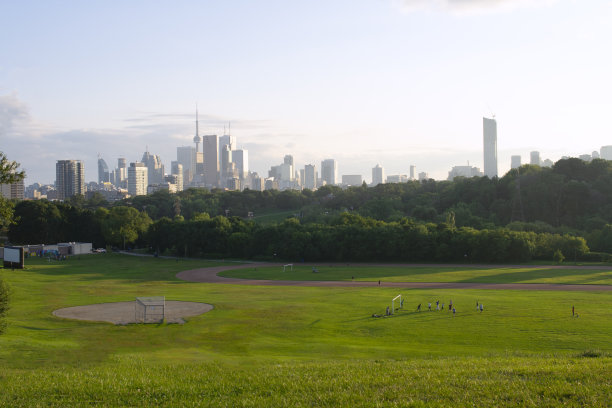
left=176, top=263, right=612, bottom=292
left=53, top=301, right=213, bottom=325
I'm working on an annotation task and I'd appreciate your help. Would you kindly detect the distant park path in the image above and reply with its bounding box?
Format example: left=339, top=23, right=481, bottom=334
left=176, top=263, right=612, bottom=292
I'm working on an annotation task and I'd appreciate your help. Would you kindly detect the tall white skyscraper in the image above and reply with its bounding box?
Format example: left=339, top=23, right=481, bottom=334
left=56, top=160, right=85, bottom=200
left=142, top=150, right=164, bottom=185
left=321, top=159, right=337, bottom=186
left=128, top=162, right=148, bottom=197
left=233, top=149, right=249, bottom=179
left=530, top=151, right=541, bottom=166
left=218, top=134, right=236, bottom=161
left=600, top=146, right=612, bottom=160
left=372, top=164, right=384, bottom=186
left=171, top=161, right=183, bottom=192
left=511, top=155, right=521, bottom=169
left=483, top=117, right=498, bottom=178
left=304, top=164, right=316, bottom=190
left=177, top=146, right=196, bottom=185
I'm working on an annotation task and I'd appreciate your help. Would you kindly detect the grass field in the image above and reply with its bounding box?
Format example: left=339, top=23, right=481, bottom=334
left=220, top=264, right=612, bottom=285
left=0, top=254, right=610, bottom=406
left=251, top=209, right=299, bottom=225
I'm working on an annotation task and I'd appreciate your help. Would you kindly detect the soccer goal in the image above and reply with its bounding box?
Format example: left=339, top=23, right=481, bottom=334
left=283, top=264, right=293, bottom=272
left=392, top=294, right=402, bottom=314
left=135, top=296, right=165, bottom=323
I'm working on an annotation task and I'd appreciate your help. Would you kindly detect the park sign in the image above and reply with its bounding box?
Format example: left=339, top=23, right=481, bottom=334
left=3, top=246, right=25, bottom=269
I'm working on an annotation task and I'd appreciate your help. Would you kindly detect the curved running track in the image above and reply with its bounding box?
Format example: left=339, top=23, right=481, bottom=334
left=176, top=263, right=612, bottom=291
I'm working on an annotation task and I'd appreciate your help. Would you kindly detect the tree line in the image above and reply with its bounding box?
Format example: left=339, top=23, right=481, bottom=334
left=5, top=157, right=612, bottom=261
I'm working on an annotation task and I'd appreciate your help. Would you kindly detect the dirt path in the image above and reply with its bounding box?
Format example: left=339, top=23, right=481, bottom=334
left=176, top=263, right=612, bottom=292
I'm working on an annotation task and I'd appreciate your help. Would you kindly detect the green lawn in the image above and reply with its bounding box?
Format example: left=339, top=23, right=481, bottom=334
left=0, top=254, right=610, bottom=406
left=221, top=264, right=612, bottom=285
left=251, top=209, right=299, bottom=225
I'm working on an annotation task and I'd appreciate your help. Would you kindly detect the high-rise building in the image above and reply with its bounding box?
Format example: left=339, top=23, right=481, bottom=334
left=128, top=162, right=148, bottom=197
left=233, top=149, right=249, bottom=179
left=56, top=160, right=85, bottom=200
left=97, top=157, right=109, bottom=183
left=220, top=144, right=234, bottom=184
left=410, top=165, right=416, bottom=180
left=1, top=179, right=24, bottom=200
left=418, top=172, right=428, bottom=181
left=142, top=150, right=164, bottom=185
left=304, top=164, right=316, bottom=190
left=386, top=175, right=408, bottom=183
left=530, top=151, right=541, bottom=166
left=321, top=159, right=337, bottom=186
left=342, top=175, right=362, bottom=186
left=511, top=155, right=521, bottom=169
left=171, top=161, right=183, bottom=192
left=284, top=155, right=294, bottom=166
left=202, top=135, right=219, bottom=187
left=372, top=164, right=384, bottom=186
left=448, top=165, right=483, bottom=180
left=177, top=146, right=196, bottom=186
left=219, top=134, right=236, bottom=161
left=483, top=117, right=498, bottom=178
left=592, top=151, right=600, bottom=160
left=600, top=146, right=612, bottom=160
left=279, top=163, right=293, bottom=182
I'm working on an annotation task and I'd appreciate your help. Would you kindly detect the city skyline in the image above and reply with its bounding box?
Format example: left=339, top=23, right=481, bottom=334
left=2, top=1, right=612, bottom=184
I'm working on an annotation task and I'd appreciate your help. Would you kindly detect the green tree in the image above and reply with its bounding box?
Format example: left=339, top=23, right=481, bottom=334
left=0, top=152, right=25, bottom=232
left=1, top=152, right=24, bottom=334
left=101, top=206, right=152, bottom=249
left=553, top=249, right=565, bottom=264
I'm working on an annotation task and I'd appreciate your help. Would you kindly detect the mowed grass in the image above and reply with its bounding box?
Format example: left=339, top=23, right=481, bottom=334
left=221, top=264, right=612, bottom=285
left=0, top=254, right=611, bottom=406
left=251, top=209, right=299, bottom=225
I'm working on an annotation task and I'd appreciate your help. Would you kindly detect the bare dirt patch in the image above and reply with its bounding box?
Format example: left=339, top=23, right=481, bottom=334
left=53, top=301, right=213, bottom=325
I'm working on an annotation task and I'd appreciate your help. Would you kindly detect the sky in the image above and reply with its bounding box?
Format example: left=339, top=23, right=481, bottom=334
left=1, top=0, right=612, bottom=185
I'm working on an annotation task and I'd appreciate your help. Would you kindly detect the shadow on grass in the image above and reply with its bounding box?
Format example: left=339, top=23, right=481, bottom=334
left=459, top=268, right=612, bottom=285
left=21, top=253, right=228, bottom=283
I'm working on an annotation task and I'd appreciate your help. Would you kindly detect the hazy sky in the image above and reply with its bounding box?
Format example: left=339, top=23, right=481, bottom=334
left=1, top=0, right=611, bottom=184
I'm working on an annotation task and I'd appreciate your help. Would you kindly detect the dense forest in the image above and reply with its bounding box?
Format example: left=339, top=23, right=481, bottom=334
left=6, top=158, right=612, bottom=262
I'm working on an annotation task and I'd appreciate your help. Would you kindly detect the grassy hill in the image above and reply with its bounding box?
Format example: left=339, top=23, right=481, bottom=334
left=0, top=254, right=610, bottom=406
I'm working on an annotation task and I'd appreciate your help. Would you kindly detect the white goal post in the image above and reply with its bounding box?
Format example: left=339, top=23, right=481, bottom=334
left=283, top=264, right=293, bottom=272
left=392, top=294, right=402, bottom=314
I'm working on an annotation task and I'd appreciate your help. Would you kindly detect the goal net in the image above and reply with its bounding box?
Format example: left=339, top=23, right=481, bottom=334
left=392, top=294, right=402, bottom=314
left=283, top=264, right=293, bottom=272
left=135, top=296, right=165, bottom=323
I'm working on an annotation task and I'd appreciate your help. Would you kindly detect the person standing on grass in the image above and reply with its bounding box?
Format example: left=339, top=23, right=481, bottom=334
left=428, top=302, right=431, bottom=311
left=378, top=280, right=381, bottom=286
left=441, top=303, right=444, bottom=311
left=479, top=304, right=483, bottom=312
left=436, top=300, right=439, bottom=310
left=417, top=304, right=421, bottom=312
left=449, top=300, right=453, bottom=311
left=452, top=307, right=456, bottom=316
left=572, top=305, right=575, bottom=317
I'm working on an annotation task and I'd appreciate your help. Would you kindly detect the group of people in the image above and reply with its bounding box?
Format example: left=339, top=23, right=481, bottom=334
left=415, top=299, right=485, bottom=316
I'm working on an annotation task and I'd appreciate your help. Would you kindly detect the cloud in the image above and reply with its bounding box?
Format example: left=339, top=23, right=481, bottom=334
left=0, top=93, right=30, bottom=135
left=396, top=0, right=558, bottom=14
